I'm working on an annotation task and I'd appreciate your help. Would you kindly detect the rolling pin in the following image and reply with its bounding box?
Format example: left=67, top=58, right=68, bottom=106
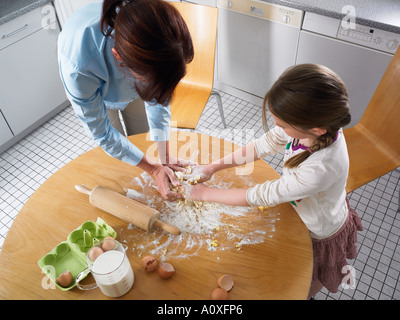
left=75, top=184, right=181, bottom=235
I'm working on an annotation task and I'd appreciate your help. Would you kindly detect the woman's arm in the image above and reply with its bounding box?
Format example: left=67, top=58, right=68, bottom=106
left=60, top=63, right=184, bottom=200
left=60, top=60, right=147, bottom=166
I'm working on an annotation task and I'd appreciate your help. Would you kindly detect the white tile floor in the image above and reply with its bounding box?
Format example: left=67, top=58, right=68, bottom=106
left=0, top=90, right=399, bottom=300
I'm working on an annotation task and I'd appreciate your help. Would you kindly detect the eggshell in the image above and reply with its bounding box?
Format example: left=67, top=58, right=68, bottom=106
left=101, top=236, right=115, bottom=251
left=142, top=255, right=157, bottom=272
left=56, top=270, right=73, bottom=288
left=89, top=246, right=104, bottom=261
left=158, top=262, right=175, bottom=279
left=211, top=287, right=228, bottom=300
left=217, top=274, right=234, bottom=291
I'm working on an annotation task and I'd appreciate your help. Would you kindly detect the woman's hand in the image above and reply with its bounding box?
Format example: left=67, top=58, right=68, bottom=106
left=150, top=163, right=182, bottom=201
left=156, top=141, right=196, bottom=173
left=136, top=153, right=187, bottom=201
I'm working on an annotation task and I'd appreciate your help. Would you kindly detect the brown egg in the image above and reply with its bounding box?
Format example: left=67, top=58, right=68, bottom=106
left=101, top=236, right=115, bottom=251
left=211, top=287, right=229, bottom=300
left=142, top=255, right=157, bottom=272
left=158, top=262, right=175, bottom=279
left=89, top=246, right=104, bottom=261
left=217, top=274, right=234, bottom=291
left=56, top=270, right=73, bottom=288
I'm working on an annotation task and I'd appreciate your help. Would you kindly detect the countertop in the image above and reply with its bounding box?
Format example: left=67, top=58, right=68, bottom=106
left=0, top=0, right=51, bottom=25
left=1, top=0, right=399, bottom=33
left=264, top=0, right=400, bottom=34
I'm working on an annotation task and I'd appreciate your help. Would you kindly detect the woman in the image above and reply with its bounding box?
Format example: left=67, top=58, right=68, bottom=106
left=58, top=0, right=194, bottom=200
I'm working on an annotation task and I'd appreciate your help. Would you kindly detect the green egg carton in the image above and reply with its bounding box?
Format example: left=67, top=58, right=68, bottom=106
left=38, top=217, right=117, bottom=291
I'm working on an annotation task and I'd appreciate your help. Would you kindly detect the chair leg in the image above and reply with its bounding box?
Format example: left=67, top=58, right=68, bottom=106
left=396, top=168, right=400, bottom=212
left=211, top=90, right=227, bottom=128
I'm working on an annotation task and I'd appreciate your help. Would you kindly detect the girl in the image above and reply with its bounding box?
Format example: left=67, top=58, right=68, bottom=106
left=58, top=0, right=194, bottom=200
left=185, top=64, right=363, bottom=298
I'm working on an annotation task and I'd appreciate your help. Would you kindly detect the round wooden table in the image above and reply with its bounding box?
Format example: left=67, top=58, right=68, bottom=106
left=0, top=132, right=312, bottom=299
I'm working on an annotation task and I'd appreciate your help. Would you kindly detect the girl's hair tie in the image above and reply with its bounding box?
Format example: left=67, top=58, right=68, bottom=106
left=306, top=147, right=313, bottom=154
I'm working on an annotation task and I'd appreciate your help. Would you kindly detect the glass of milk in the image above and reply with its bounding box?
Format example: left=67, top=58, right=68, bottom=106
left=76, top=238, right=134, bottom=297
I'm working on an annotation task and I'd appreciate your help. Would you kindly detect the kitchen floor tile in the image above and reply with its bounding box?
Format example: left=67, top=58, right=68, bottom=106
left=0, top=89, right=399, bottom=300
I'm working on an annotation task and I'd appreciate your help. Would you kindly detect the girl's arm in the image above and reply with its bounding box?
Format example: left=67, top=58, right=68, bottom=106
left=186, top=142, right=259, bottom=183
left=210, top=141, right=259, bottom=172
left=187, top=184, right=250, bottom=206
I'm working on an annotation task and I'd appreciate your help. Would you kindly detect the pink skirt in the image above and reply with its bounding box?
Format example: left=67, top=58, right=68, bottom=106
left=311, top=198, right=363, bottom=293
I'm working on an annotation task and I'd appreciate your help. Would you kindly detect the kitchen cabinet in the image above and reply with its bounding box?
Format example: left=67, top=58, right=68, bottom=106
left=0, top=5, right=68, bottom=153
left=216, top=0, right=303, bottom=98
left=215, top=2, right=399, bottom=126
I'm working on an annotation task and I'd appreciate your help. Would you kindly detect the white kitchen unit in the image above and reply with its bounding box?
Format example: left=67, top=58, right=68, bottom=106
left=215, top=0, right=303, bottom=99
left=296, top=12, right=397, bottom=127
left=0, top=4, right=68, bottom=154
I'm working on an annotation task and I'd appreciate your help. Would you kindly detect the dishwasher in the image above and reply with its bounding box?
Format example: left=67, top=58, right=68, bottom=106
left=216, top=0, right=303, bottom=98
left=296, top=12, right=398, bottom=127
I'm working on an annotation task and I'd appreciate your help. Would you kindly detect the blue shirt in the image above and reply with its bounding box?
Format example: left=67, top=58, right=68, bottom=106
left=58, top=2, right=170, bottom=166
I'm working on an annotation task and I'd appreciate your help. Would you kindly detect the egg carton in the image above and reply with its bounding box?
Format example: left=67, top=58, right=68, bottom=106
left=37, top=217, right=117, bottom=291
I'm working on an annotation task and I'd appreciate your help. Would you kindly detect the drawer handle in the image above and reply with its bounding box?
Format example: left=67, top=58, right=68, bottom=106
left=250, top=6, right=264, bottom=17
left=1, top=24, right=29, bottom=40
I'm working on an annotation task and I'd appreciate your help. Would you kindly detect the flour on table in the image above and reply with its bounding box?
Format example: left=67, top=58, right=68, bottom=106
left=119, top=171, right=279, bottom=260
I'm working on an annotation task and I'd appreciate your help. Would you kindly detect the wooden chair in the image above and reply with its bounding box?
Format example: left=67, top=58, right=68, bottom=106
left=170, top=2, right=226, bottom=129
left=343, top=46, right=400, bottom=206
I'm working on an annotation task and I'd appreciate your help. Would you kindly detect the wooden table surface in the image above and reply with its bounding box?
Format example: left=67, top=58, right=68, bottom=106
left=0, top=132, right=312, bottom=299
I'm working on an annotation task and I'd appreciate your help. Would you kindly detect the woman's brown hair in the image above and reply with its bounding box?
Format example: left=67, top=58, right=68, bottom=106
left=101, top=0, right=194, bottom=106
left=262, top=64, right=351, bottom=168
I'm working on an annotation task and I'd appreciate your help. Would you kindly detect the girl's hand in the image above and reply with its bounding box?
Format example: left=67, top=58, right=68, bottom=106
left=151, top=164, right=183, bottom=201
left=183, top=165, right=214, bottom=184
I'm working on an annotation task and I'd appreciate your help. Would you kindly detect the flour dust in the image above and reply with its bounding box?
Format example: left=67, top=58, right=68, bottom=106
left=117, top=171, right=279, bottom=261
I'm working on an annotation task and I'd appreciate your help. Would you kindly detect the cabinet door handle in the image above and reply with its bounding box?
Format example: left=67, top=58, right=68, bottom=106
left=1, top=24, right=29, bottom=39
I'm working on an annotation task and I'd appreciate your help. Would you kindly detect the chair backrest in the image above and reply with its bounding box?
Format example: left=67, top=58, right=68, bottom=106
left=171, top=2, right=218, bottom=89
left=343, top=46, right=400, bottom=193
left=355, top=46, right=400, bottom=161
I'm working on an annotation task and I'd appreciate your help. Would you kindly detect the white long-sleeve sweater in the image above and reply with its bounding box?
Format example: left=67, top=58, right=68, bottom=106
left=246, top=126, right=349, bottom=239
